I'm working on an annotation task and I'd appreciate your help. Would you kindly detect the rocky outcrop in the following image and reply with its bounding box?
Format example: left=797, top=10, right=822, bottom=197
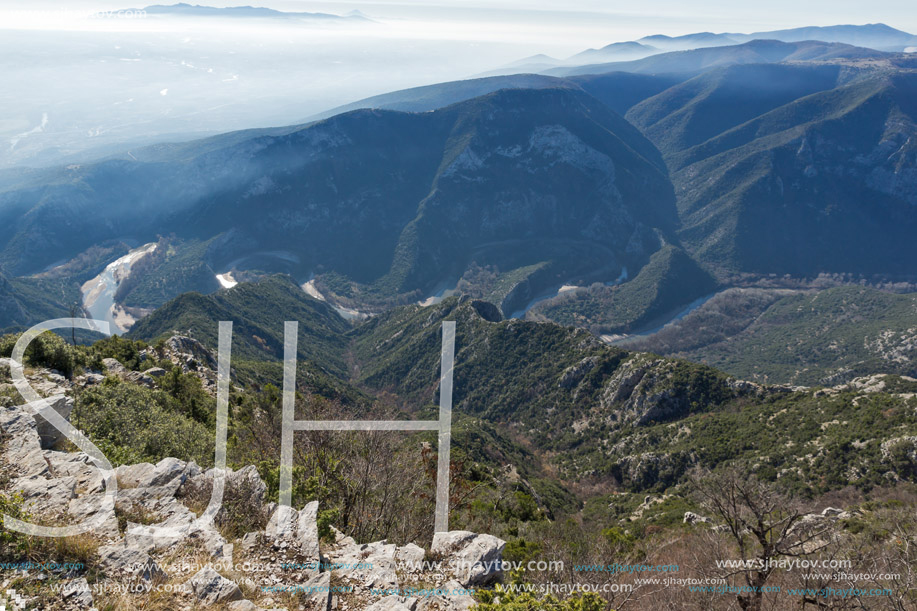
left=102, top=357, right=155, bottom=388
left=683, top=511, right=710, bottom=525
left=32, top=395, right=74, bottom=448
left=0, top=361, right=502, bottom=611
left=559, top=356, right=600, bottom=389
left=600, top=356, right=734, bottom=426
left=97, top=544, right=166, bottom=581
left=614, top=452, right=691, bottom=490
left=469, top=299, right=503, bottom=323
left=264, top=501, right=321, bottom=562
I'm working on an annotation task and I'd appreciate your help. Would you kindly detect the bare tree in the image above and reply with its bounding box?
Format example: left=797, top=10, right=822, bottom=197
left=692, top=468, right=831, bottom=611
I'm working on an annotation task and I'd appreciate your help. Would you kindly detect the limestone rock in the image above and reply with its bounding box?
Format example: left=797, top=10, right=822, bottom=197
left=395, top=542, right=426, bottom=569
left=366, top=596, right=413, bottom=611
left=101, top=358, right=128, bottom=376
left=12, top=475, right=76, bottom=516
left=98, top=544, right=166, bottom=581
left=683, top=511, right=710, bottom=525
left=32, top=395, right=73, bottom=449
left=188, top=567, right=243, bottom=605
left=432, top=531, right=505, bottom=587
left=0, top=405, right=50, bottom=476
left=266, top=501, right=320, bottom=560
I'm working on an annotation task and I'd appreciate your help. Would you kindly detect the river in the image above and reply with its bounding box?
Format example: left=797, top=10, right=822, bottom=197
left=81, top=243, right=157, bottom=333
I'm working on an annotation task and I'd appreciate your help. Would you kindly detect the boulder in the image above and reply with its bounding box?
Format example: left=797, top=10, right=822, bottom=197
left=296, top=500, right=320, bottom=560
left=97, top=544, right=166, bottom=581
left=125, top=371, right=156, bottom=388
left=116, top=462, right=157, bottom=488
left=265, top=504, right=298, bottom=539
left=118, top=458, right=189, bottom=490
left=78, top=373, right=105, bottom=385
left=0, top=406, right=51, bottom=476
left=683, top=511, right=711, bottom=525
left=431, top=531, right=505, bottom=587
left=138, top=457, right=188, bottom=488
left=32, top=395, right=73, bottom=449
left=395, top=542, right=426, bottom=569
left=266, top=501, right=320, bottom=560
left=101, top=358, right=128, bottom=375
left=188, top=567, right=243, bottom=605
left=143, top=367, right=168, bottom=378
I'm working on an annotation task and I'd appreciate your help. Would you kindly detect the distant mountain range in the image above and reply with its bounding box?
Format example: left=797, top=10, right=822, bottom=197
left=485, top=23, right=917, bottom=77
left=326, top=40, right=899, bottom=120
left=544, top=39, right=893, bottom=78
left=119, top=3, right=372, bottom=21
left=728, top=23, right=917, bottom=50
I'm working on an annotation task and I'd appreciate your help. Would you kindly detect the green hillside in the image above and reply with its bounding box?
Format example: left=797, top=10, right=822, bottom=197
left=128, top=275, right=352, bottom=376
left=629, top=286, right=917, bottom=385
left=528, top=245, right=718, bottom=334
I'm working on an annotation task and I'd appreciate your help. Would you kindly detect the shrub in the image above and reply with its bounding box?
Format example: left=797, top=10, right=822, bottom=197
left=0, top=491, right=27, bottom=554
left=88, top=335, right=147, bottom=371
left=72, top=380, right=213, bottom=466
left=474, top=584, right=607, bottom=610
left=0, top=331, right=82, bottom=377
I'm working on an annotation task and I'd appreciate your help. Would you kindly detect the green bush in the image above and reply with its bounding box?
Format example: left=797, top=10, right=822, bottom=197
left=72, top=380, right=213, bottom=466
left=0, top=331, right=83, bottom=377
left=474, top=584, right=607, bottom=610
left=0, top=491, right=27, bottom=553
left=88, top=335, right=147, bottom=371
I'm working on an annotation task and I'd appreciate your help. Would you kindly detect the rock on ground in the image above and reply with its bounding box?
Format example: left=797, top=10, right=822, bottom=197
left=188, top=567, right=243, bottom=605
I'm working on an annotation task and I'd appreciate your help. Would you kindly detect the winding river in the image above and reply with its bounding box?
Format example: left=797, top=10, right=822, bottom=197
left=81, top=243, right=157, bottom=333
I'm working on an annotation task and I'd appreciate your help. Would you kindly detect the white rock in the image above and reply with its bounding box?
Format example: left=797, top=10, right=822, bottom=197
left=32, top=395, right=73, bottom=449
left=431, top=531, right=505, bottom=586
left=97, top=544, right=166, bottom=581
left=12, top=475, right=76, bottom=516
left=395, top=543, right=426, bottom=569
left=0, top=406, right=50, bottom=476
left=188, top=567, right=243, bottom=605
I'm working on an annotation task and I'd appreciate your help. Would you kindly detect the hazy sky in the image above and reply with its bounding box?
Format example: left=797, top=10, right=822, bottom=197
left=2, top=1, right=916, bottom=54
